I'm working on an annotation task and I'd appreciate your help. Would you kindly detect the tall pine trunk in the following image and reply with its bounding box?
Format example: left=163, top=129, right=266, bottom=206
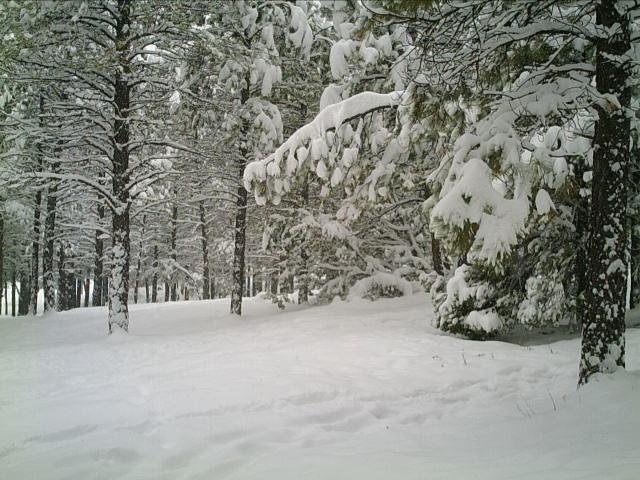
left=0, top=208, right=3, bottom=313
left=12, top=269, right=16, bottom=316
left=92, top=203, right=105, bottom=307
left=152, top=244, right=158, bottom=302
left=108, top=0, right=132, bottom=333
left=133, top=216, right=145, bottom=305
left=57, top=244, right=68, bottom=311
left=43, top=166, right=58, bottom=313
left=579, top=0, right=631, bottom=384
left=200, top=201, right=210, bottom=300
left=30, top=94, right=45, bottom=315
left=170, top=191, right=178, bottom=302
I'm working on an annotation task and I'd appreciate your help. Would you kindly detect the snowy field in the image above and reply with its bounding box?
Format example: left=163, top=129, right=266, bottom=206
left=1, top=294, right=639, bottom=480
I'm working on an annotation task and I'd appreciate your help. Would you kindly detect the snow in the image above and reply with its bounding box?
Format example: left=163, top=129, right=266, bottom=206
left=1, top=296, right=639, bottom=479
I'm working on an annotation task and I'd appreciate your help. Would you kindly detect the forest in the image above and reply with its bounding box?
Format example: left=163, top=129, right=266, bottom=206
left=0, top=1, right=639, bottom=478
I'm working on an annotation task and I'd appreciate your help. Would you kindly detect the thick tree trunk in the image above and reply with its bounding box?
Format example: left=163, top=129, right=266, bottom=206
left=76, top=277, right=82, bottom=308
left=12, top=269, right=16, bottom=317
left=579, top=0, right=630, bottom=384
left=200, top=201, right=210, bottom=300
left=92, top=204, right=105, bottom=307
left=573, top=160, right=590, bottom=327
left=57, top=244, right=65, bottom=311
left=152, top=244, right=158, bottom=302
left=30, top=190, right=42, bottom=315
left=133, top=217, right=145, bottom=305
left=43, top=178, right=57, bottom=313
left=170, top=193, right=178, bottom=302
left=0, top=210, right=3, bottom=313
left=84, top=277, right=90, bottom=307
left=230, top=176, right=248, bottom=314
left=298, top=177, right=309, bottom=304
left=431, top=233, right=445, bottom=276
left=108, top=0, right=132, bottom=333
left=230, top=81, right=250, bottom=316
left=30, top=94, right=45, bottom=315
left=164, top=282, right=170, bottom=302
left=18, top=269, right=30, bottom=316
left=629, top=142, right=640, bottom=309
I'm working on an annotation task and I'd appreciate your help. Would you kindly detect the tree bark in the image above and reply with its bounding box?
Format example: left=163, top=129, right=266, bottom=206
left=108, top=0, right=132, bottom=333
left=43, top=177, right=58, bottom=313
left=57, top=244, right=67, bottom=311
left=573, top=159, right=589, bottom=327
left=200, top=201, right=210, bottom=300
left=30, top=94, right=45, bottom=315
left=84, top=277, right=90, bottom=307
left=579, top=0, right=630, bottom=384
left=12, top=269, right=16, bottom=317
left=170, top=191, right=178, bottom=302
left=152, top=244, right=158, bottom=302
left=92, top=204, right=105, bottom=307
left=18, top=268, right=30, bottom=315
left=133, top=216, right=145, bottom=305
left=0, top=209, right=3, bottom=313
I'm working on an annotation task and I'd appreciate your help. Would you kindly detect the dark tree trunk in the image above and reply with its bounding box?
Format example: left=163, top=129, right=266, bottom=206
left=4, top=274, right=7, bottom=315
left=431, top=233, right=445, bottom=276
left=170, top=192, right=178, bottom=302
left=133, top=215, right=145, bottom=305
left=145, top=279, right=150, bottom=303
left=30, top=94, right=45, bottom=315
left=92, top=204, right=105, bottom=307
left=164, top=282, right=170, bottom=302
left=579, top=1, right=630, bottom=384
left=76, top=277, right=82, bottom=308
left=629, top=141, right=640, bottom=309
left=574, top=159, right=590, bottom=327
left=230, top=81, right=250, bottom=316
left=18, top=269, right=30, bottom=316
left=30, top=190, right=42, bottom=315
left=200, top=201, right=210, bottom=300
left=0, top=210, right=3, bottom=313
left=57, top=244, right=67, bottom=311
left=84, top=277, right=90, bottom=307
left=43, top=177, right=58, bottom=313
left=152, top=244, right=158, bottom=303
left=108, top=0, right=132, bottom=333
left=12, top=269, right=16, bottom=316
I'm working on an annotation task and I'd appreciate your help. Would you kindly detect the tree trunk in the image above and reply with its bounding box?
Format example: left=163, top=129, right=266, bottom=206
left=574, top=159, right=590, bottom=328
left=30, top=94, right=45, bottom=315
left=57, top=244, right=67, bottom=311
left=76, top=277, right=82, bottom=308
left=0, top=209, right=4, bottom=313
left=170, top=192, right=178, bottom=302
left=230, top=81, right=250, bottom=316
left=84, top=277, right=90, bottom=307
left=145, top=279, right=150, bottom=303
left=18, top=269, right=30, bottom=315
left=133, top=215, right=145, bottom=305
left=431, top=233, right=445, bottom=276
left=12, top=269, right=16, bottom=317
left=200, top=201, right=210, bottom=300
left=164, top=282, right=170, bottom=302
left=579, top=1, right=630, bottom=384
left=43, top=178, right=58, bottom=313
left=108, top=0, right=132, bottom=333
left=92, top=204, right=105, bottom=307
left=30, top=190, right=42, bottom=315
left=152, top=244, right=158, bottom=303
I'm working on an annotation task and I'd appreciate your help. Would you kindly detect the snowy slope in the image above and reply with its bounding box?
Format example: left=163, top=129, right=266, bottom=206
left=0, top=294, right=639, bottom=479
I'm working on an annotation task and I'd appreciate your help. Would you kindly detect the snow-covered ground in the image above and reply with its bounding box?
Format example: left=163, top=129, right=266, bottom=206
left=1, top=294, right=639, bottom=479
